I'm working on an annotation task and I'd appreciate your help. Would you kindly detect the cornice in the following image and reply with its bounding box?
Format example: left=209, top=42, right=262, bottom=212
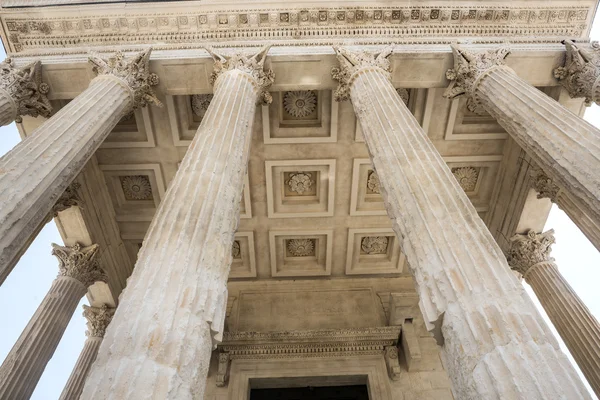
left=0, top=4, right=592, bottom=54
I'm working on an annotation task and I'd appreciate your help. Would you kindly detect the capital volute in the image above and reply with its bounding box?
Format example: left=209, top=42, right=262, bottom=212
left=205, top=46, right=274, bottom=105
left=507, top=230, right=555, bottom=277
left=0, top=58, right=52, bottom=122
left=554, top=40, right=600, bottom=106
left=89, top=48, right=161, bottom=112
left=529, top=167, right=560, bottom=203
left=83, top=304, right=115, bottom=338
left=51, top=242, right=108, bottom=288
left=443, top=45, right=510, bottom=113
left=331, top=46, right=393, bottom=102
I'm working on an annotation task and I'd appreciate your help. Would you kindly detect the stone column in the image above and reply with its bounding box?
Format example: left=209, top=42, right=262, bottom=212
left=0, top=58, right=51, bottom=126
left=332, top=47, right=590, bottom=399
left=80, top=46, right=273, bottom=400
left=0, top=49, right=160, bottom=286
left=444, top=44, right=600, bottom=236
left=0, top=243, right=107, bottom=400
left=59, top=305, right=115, bottom=400
left=530, top=167, right=600, bottom=252
left=508, top=230, right=600, bottom=398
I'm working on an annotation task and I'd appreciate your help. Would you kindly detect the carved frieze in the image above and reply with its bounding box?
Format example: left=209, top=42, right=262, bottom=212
left=2, top=6, right=590, bottom=53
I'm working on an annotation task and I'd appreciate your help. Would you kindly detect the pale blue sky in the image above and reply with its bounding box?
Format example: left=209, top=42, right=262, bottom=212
left=1, top=38, right=600, bottom=400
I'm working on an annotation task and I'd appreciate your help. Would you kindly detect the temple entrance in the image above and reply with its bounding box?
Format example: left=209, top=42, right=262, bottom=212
left=250, top=384, right=369, bottom=400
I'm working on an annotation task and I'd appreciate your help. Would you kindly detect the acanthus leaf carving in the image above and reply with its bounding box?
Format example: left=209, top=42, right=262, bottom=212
left=0, top=58, right=52, bottom=122
left=529, top=166, right=560, bottom=203
left=83, top=304, right=115, bottom=338
left=443, top=45, right=510, bottom=113
left=51, top=242, right=108, bottom=288
left=287, top=172, right=314, bottom=195
left=331, top=46, right=393, bottom=102
left=507, top=229, right=555, bottom=277
left=205, top=46, right=274, bottom=105
left=51, top=182, right=83, bottom=217
left=554, top=40, right=600, bottom=106
left=88, top=48, right=161, bottom=112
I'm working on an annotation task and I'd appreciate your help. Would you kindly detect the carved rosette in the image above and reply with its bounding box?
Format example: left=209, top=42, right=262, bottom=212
left=361, top=236, right=389, bottom=254
left=231, top=241, right=241, bottom=259
left=287, top=239, right=315, bottom=257
left=88, top=49, right=161, bottom=112
left=0, top=58, right=52, bottom=122
left=444, top=45, right=511, bottom=113
left=120, top=175, right=152, bottom=200
left=331, top=46, right=393, bottom=102
left=283, top=90, right=317, bottom=117
left=287, top=172, right=314, bottom=194
left=367, top=170, right=381, bottom=194
left=191, top=94, right=213, bottom=119
left=205, top=46, right=274, bottom=104
left=51, top=243, right=108, bottom=288
left=507, top=230, right=556, bottom=277
left=83, top=304, right=115, bottom=338
left=554, top=40, right=600, bottom=106
left=452, top=167, right=478, bottom=192
left=529, top=167, right=560, bottom=203
left=51, top=182, right=83, bottom=217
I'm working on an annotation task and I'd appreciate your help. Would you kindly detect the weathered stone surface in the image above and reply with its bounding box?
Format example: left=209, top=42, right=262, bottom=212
left=334, top=46, right=590, bottom=400
left=0, top=49, right=158, bottom=286
left=554, top=40, right=600, bottom=105
left=445, top=44, right=600, bottom=250
left=0, top=243, right=105, bottom=400
left=509, top=230, right=600, bottom=398
left=80, top=47, right=272, bottom=400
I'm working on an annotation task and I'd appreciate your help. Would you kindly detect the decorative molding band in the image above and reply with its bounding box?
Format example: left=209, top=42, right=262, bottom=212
left=2, top=5, right=590, bottom=53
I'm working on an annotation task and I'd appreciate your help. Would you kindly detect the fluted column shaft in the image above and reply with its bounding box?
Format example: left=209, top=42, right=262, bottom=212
left=335, top=48, right=590, bottom=399
left=60, top=337, right=102, bottom=400
left=468, top=61, right=600, bottom=230
left=0, top=277, right=87, bottom=399
left=81, top=48, right=272, bottom=400
left=527, top=262, right=600, bottom=396
left=0, top=243, right=105, bottom=400
left=0, top=50, right=159, bottom=286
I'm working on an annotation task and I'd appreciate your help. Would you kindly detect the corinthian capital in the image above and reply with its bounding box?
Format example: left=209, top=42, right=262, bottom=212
left=507, top=230, right=555, bottom=277
left=554, top=40, right=600, bottom=106
left=331, top=46, right=393, bottom=102
left=51, top=182, right=83, bottom=217
left=205, top=46, right=274, bottom=104
left=529, top=167, right=560, bottom=203
left=51, top=243, right=107, bottom=288
left=443, top=45, right=510, bottom=113
left=89, top=49, right=161, bottom=111
left=0, top=58, right=52, bottom=122
left=83, top=304, right=115, bottom=338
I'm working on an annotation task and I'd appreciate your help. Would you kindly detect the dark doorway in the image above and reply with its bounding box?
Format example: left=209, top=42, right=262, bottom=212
left=250, top=384, right=369, bottom=400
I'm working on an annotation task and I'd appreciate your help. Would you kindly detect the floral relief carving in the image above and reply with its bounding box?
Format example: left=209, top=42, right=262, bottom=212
left=83, top=304, right=115, bottom=338
left=331, top=46, right=393, bottom=102
left=0, top=58, right=52, bottom=122
left=120, top=175, right=153, bottom=201
left=507, top=229, right=555, bottom=277
left=191, top=94, right=213, bottom=119
left=89, top=48, right=161, bottom=111
left=452, top=167, right=479, bottom=192
left=286, top=238, right=315, bottom=257
left=205, top=46, right=274, bottom=104
left=232, top=240, right=241, bottom=259
left=51, top=243, right=108, bottom=288
left=366, top=170, right=381, bottom=194
left=361, top=236, right=389, bottom=254
left=287, top=172, right=314, bottom=195
left=283, top=90, right=317, bottom=118
left=444, top=45, right=510, bottom=113
left=554, top=40, right=600, bottom=106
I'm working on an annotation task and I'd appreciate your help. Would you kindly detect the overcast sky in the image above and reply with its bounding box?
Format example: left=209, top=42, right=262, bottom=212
left=1, top=33, right=600, bottom=400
